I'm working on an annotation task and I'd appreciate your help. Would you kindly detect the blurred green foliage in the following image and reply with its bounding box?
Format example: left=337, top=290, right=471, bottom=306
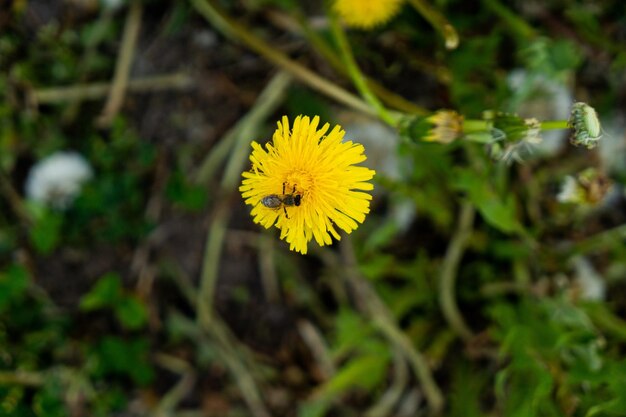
left=81, top=273, right=149, bottom=330
left=1, top=0, right=626, bottom=416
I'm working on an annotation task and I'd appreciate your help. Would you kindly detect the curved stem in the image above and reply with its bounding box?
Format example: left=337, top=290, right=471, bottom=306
left=439, top=201, right=475, bottom=342
left=365, top=349, right=408, bottom=417
left=296, top=13, right=427, bottom=115
left=373, top=316, right=444, bottom=414
left=189, top=0, right=378, bottom=118
left=328, top=13, right=398, bottom=126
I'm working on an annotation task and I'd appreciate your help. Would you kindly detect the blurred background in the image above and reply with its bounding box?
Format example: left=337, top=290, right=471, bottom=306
left=1, top=0, right=626, bottom=416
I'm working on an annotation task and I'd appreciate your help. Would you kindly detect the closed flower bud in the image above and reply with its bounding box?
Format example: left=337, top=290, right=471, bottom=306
left=568, top=102, right=602, bottom=149
left=400, top=110, right=464, bottom=144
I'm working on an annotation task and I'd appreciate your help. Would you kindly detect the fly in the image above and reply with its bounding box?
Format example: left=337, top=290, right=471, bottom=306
left=261, top=183, right=301, bottom=218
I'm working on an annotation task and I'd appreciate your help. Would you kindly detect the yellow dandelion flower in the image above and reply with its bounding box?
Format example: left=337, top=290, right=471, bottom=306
left=333, top=0, right=406, bottom=29
left=239, top=115, right=376, bottom=254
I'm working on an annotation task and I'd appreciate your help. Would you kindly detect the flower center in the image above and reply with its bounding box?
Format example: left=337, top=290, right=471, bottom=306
left=285, top=170, right=315, bottom=196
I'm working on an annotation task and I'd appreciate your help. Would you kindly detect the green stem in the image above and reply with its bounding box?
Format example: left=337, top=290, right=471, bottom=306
left=463, top=119, right=491, bottom=133
left=197, top=203, right=229, bottom=327
left=365, top=350, right=408, bottom=417
left=439, top=202, right=475, bottom=342
left=189, top=0, right=377, bottom=118
left=373, top=317, right=444, bottom=414
left=407, top=0, right=459, bottom=49
left=540, top=120, right=569, bottom=130
left=296, top=13, right=427, bottom=115
left=463, top=119, right=569, bottom=137
left=328, top=13, right=398, bottom=126
left=155, top=371, right=196, bottom=416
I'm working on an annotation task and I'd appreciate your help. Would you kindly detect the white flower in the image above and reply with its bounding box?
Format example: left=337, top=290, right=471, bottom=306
left=25, top=151, right=93, bottom=209
left=572, top=256, right=605, bottom=301
left=556, top=176, right=582, bottom=204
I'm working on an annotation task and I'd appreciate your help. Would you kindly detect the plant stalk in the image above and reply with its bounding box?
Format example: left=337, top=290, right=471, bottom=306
left=328, top=13, right=398, bottom=126
left=439, top=201, right=475, bottom=342
left=189, top=0, right=378, bottom=118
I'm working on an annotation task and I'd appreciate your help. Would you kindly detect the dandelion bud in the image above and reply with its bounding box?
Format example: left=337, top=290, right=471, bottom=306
left=424, top=110, right=465, bottom=144
left=568, top=102, right=602, bottom=149
left=401, top=110, right=464, bottom=144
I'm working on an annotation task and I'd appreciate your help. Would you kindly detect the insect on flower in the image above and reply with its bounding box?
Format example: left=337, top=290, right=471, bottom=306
left=569, top=102, right=602, bottom=149
left=261, top=183, right=302, bottom=219
left=240, top=115, right=375, bottom=254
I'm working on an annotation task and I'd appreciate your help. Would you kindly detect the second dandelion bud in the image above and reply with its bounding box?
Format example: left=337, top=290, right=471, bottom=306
left=569, top=102, right=602, bottom=149
left=240, top=115, right=376, bottom=254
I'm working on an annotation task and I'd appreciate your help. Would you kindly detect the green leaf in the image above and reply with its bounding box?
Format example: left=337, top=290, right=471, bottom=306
left=333, top=310, right=374, bottom=356
left=316, top=352, right=390, bottom=400
left=454, top=169, right=523, bottom=234
left=91, top=336, right=154, bottom=386
left=80, top=273, right=123, bottom=311
left=479, top=195, right=523, bottom=234
left=114, top=296, right=148, bottom=330
left=298, top=399, right=331, bottom=417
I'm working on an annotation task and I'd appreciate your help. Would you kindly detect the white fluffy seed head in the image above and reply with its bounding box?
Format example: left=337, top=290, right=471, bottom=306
left=25, top=151, right=93, bottom=209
